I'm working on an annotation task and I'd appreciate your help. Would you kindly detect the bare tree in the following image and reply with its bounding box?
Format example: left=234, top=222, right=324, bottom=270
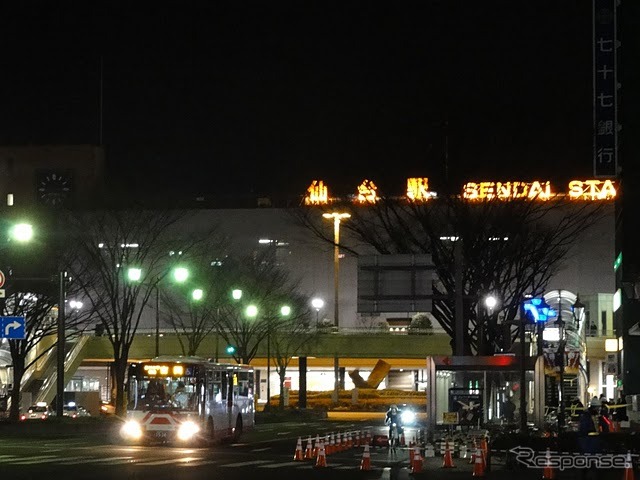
left=296, top=196, right=605, bottom=354
left=213, top=252, right=311, bottom=365
left=65, top=209, right=197, bottom=415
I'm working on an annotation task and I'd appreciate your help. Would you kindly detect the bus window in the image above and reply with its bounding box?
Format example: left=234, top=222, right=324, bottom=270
left=221, top=372, right=228, bottom=400
left=237, top=372, right=252, bottom=397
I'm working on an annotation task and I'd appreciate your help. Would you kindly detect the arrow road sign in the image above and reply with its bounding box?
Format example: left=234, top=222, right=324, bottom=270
left=0, top=316, right=26, bottom=339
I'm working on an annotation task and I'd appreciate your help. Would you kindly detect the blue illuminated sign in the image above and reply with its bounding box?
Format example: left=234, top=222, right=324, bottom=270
left=523, top=298, right=556, bottom=322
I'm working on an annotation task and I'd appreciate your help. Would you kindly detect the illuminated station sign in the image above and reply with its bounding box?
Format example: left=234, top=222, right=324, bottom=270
left=302, top=178, right=617, bottom=205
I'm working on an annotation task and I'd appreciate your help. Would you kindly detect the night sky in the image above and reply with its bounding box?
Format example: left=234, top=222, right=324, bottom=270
left=1, top=2, right=594, bottom=197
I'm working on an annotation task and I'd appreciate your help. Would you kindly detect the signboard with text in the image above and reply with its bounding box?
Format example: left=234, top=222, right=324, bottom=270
left=593, top=0, right=618, bottom=177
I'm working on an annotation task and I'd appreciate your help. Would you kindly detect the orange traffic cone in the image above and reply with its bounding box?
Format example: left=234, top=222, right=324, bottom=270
left=326, top=433, right=334, bottom=455
left=304, top=435, right=313, bottom=460
left=481, top=437, right=488, bottom=465
left=411, top=445, right=423, bottom=474
left=542, top=448, right=554, bottom=479
left=409, top=442, right=415, bottom=464
left=312, top=434, right=320, bottom=457
left=315, top=441, right=327, bottom=468
left=360, top=443, right=372, bottom=471
left=365, top=430, right=372, bottom=446
left=347, top=432, right=353, bottom=449
left=442, top=440, right=456, bottom=468
left=400, top=431, right=406, bottom=446
left=473, top=447, right=485, bottom=477
left=469, top=439, right=476, bottom=464
left=624, top=451, right=634, bottom=480
left=354, top=430, right=361, bottom=448
left=293, top=436, right=304, bottom=461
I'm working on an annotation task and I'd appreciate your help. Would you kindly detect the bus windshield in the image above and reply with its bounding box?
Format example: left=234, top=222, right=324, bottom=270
left=130, top=375, right=198, bottom=411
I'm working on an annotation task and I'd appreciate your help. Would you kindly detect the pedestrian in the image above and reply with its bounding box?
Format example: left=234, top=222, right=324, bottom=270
left=599, top=398, right=611, bottom=433
left=503, top=396, right=516, bottom=423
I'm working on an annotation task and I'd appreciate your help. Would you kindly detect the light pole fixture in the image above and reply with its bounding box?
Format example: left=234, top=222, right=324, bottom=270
left=480, top=294, right=498, bottom=355
left=232, top=289, right=243, bottom=300
left=172, top=267, right=189, bottom=283
left=9, top=223, right=34, bottom=243
left=311, top=297, right=324, bottom=326
left=192, top=288, right=204, bottom=301
left=246, top=304, right=258, bottom=318
left=127, top=268, right=142, bottom=282
left=280, top=305, right=291, bottom=317
left=322, top=211, right=350, bottom=405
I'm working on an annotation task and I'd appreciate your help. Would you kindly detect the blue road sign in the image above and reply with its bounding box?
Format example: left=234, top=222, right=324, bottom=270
left=0, top=316, right=26, bottom=339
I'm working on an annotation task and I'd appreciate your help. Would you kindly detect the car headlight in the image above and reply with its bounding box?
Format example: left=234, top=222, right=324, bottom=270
left=121, top=421, right=143, bottom=440
left=401, top=410, right=416, bottom=424
left=177, top=421, right=200, bottom=441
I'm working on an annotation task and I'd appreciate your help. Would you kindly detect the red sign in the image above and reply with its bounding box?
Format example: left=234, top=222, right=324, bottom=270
left=0, top=270, right=5, bottom=288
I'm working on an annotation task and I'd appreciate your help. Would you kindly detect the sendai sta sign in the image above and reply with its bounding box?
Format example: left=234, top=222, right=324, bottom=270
left=0, top=316, right=26, bottom=339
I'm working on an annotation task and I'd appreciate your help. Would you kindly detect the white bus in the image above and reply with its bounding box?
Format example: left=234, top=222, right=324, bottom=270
left=120, top=356, right=254, bottom=445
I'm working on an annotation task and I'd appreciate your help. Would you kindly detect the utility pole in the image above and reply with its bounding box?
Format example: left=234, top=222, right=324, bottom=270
left=56, top=271, right=66, bottom=418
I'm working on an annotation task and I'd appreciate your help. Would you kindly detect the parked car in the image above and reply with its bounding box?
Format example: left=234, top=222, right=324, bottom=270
left=77, top=405, right=91, bottom=417
left=63, top=403, right=79, bottom=418
left=21, top=402, right=53, bottom=421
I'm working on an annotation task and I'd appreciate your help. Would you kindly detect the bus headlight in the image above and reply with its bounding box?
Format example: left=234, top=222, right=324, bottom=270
left=121, top=421, right=143, bottom=440
left=177, top=421, right=200, bottom=441
left=401, top=410, right=416, bottom=425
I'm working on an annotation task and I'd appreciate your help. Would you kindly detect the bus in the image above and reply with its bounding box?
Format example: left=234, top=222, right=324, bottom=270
left=120, top=356, right=254, bottom=445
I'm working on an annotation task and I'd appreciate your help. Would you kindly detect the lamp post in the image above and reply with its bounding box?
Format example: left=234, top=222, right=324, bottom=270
left=311, top=297, right=324, bottom=327
left=8, top=223, right=67, bottom=417
left=127, top=266, right=191, bottom=357
left=480, top=294, right=498, bottom=355
left=322, top=212, right=350, bottom=404
left=555, top=290, right=566, bottom=431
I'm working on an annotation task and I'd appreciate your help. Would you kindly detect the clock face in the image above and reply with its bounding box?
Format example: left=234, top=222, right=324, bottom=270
left=36, top=171, right=73, bottom=206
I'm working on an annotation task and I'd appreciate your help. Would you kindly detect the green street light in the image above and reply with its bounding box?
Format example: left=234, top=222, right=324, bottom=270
left=10, top=223, right=34, bottom=243
left=280, top=305, right=291, bottom=316
left=246, top=305, right=258, bottom=318
left=173, top=267, right=189, bottom=283
left=232, top=289, right=243, bottom=300
left=192, top=288, right=204, bottom=301
left=226, top=345, right=236, bottom=355
left=127, top=267, right=142, bottom=282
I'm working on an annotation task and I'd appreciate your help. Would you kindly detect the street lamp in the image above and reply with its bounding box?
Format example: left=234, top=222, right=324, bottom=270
left=191, top=288, right=204, bottom=301
left=322, top=212, right=350, bottom=404
left=9, top=223, right=34, bottom=243
left=480, top=294, right=498, bottom=355
left=311, top=297, right=324, bottom=326
left=127, top=265, right=190, bottom=357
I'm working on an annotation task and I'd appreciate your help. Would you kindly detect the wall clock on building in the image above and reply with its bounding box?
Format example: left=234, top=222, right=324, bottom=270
left=36, top=170, right=73, bottom=206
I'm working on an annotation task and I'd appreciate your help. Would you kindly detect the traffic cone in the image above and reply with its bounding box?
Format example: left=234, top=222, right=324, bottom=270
left=411, top=445, right=423, bottom=474
left=315, top=441, right=327, bottom=468
left=473, top=447, right=485, bottom=477
left=442, top=440, right=455, bottom=468
left=469, top=440, right=476, bottom=464
left=360, top=443, right=372, bottom=471
left=293, top=437, right=304, bottom=461
left=542, top=448, right=554, bottom=479
left=327, top=433, right=334, bottom=455
left=481, top=437, right=488, bottom=464
left=354, top=430, right=361, bottom=448
left=312, top=434, right=320, bottom=457
left=365, top=430, right=372, bottom=446
left=347, top=432, right=353, bottom=449
left=304, top=435, right=313, bottom=460
left=400, top=431, right=406, bottom=446
left=409, top=443, right=415, bottom=464
left=624, top=451, right=634, bottom=480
